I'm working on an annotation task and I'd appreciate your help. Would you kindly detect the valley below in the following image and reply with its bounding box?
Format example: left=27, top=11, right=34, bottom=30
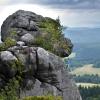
left=65, top=27, right=100, bottom=100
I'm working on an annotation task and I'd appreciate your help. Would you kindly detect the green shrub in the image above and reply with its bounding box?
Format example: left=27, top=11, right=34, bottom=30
left=0, top=37, right=16, bottom=51
left=0, top=59, right=24, bottom=100
left=36, top=17, right=70, bottom=57
left=0, top=78, right=20, bottom=100
left=36, top=18, right=61, bottom=50
left=22, top=95, right=62, bottom=100
left=8, top=59, right=24, bottom=73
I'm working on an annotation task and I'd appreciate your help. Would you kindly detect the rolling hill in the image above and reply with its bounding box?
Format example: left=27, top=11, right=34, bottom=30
left=64, top=28, right=100, bottom=68
left=71, top=64, right=100, bottom=76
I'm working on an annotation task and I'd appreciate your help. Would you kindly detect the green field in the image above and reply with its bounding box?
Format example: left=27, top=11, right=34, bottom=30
left=71, top=64, right=100, bottom=76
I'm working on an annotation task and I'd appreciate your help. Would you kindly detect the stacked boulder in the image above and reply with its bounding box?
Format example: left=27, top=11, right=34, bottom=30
left=0, top=10, right=82, bottom=100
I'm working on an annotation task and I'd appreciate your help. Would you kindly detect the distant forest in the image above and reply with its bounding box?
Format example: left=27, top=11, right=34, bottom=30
left=73, top=74, right=100, bottom=84
left=69, top=59, right=100, bottom=68
left=79, top=85, right=100, bottom=100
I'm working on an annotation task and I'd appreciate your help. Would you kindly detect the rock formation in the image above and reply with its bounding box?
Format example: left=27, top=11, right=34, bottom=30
left=0, top=10, right=82, bottom=100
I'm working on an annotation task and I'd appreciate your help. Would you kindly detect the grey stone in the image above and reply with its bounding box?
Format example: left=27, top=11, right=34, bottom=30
left=0, top=47, right=82, bottom=100
left=20, top=33, right=34, bottom=44
left=35, top=47, right=82, bottom=100
left=20, top=79, right=61, bottom=97
left=8, top=46, right=19, bottom=51
left=1, top=10, right=73, bottom=57
left=17, top=41, right=25, bottom=46
left=0, top=51, right=17, bottom=61
left=0, top=10, right=81, bottom=100
left=1, top=10, right=42, bottom=42
left=0, top=51, right=17, bottom=81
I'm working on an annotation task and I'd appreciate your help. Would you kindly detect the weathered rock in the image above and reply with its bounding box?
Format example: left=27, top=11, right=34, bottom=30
left=0, top=10, right=82, bottom=100
left=1, top=10, right=73, bottom=57
left=20, top=79, right=61, bottom=97
left=0, top=51, right=17, bottom=61
left=17, top=41, right=25, bottom=46
left=36, top=47, right=63, bottom=88
left=0, top=46, right=82, bottom=100
left=35, top=47, right=81, bottom=100
left=0, top=51, right=17, bottom=83
left=20, top=33, right=34, bottom=45
left=1, top=10, right=42, bottom=42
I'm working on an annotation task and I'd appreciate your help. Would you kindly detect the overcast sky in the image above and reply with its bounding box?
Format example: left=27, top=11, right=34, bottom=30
left=0, top=0, right=100, bottom=27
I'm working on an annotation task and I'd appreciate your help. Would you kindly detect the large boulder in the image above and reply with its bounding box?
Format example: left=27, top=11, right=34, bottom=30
left=0, top=46, right=82, bottom=100
left=0, top=51, right=17, bottom=61
left=20, top=33, right=35, bottom=45
left=1, top=10, right=43, bottom=42
left=0, top=10, right=82, bottom=100
left=1, top=10, right=73, bottom=57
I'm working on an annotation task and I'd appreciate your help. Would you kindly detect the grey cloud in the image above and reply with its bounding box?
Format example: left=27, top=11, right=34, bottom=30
left=3, top=0, right=100, bottom=9
left=22, top=0, right=100, bottom=9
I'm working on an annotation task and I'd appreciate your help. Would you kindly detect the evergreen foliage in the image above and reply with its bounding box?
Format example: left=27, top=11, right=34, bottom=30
left=73, top=74, right=100, bottom=84
left=36, top=17, right=69, bottom=57
left=79, top=85, right=100, bottom=100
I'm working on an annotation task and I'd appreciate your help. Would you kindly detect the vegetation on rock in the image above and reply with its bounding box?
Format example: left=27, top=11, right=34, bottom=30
left=0, top=37, right=16, bottom=51
left=36, top=17, right=71, bottom=57
left=0, top=78, right=20, bottom=100
left=22, top=95, right=62, bottom=100
left=0, top=59, right=24, bottom=100
left=0, top=10, right=80, bottom=100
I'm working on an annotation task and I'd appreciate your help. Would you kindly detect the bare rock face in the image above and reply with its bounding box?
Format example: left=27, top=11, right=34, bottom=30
left=0, top=46, right=82, bottom=100
left=1, top=10, right=43, bottom=42
left=0, top=10, right=82, bottom=100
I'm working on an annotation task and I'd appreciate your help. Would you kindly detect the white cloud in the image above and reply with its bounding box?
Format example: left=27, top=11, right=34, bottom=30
left=0, top=0, right=9, bottom=5
left=0, top=4, right=60, bottom=28
left=0, top=4, right=61, bottom=42
left=0, top=4, right=100, bottom=30
left=59, top=9, right=100, bottom=27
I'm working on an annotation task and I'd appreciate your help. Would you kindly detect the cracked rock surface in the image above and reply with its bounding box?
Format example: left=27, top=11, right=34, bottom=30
left=0, top=10, right=82, bottom=100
